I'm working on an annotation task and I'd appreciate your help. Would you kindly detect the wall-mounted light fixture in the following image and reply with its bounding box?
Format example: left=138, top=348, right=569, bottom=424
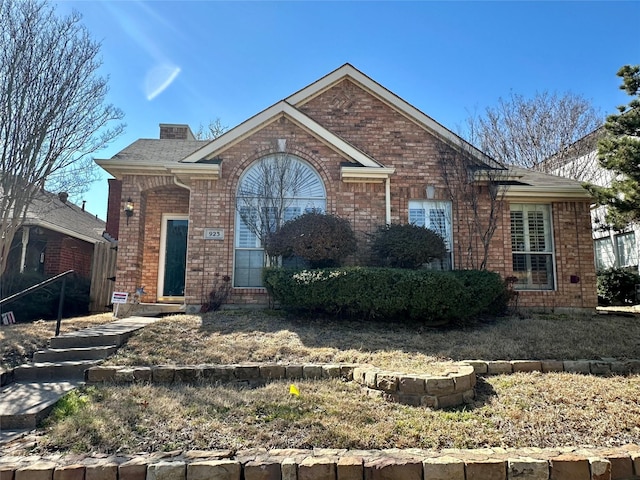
left=124, top=198, right=134, bottom=225
left=426, top=185, right=436, bottom=200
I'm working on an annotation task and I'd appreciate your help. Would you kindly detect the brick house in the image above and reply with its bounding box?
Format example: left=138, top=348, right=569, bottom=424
left=97, top=64, right=596, bottom=312
left=5, top=191, right=106, bottom=279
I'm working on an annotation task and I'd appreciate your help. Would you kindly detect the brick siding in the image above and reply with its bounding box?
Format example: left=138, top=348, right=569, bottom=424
left=44, top=231, right=94, bottom=278
left=113, top=79, right=597, bottom=310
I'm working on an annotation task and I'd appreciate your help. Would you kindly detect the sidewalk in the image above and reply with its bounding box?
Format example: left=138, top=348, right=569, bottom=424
left=0, top=316, right=158, bottom=444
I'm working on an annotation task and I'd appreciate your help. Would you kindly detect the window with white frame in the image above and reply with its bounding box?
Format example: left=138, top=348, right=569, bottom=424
left=615, top=232, right=638, bottom=268
left=234, top=155, right=326, bottom=287
left=510, top=203, right=555, bottom=290
left=594, top=237, right=616, bottom=271
left=408, top=200, right=453, bottom=270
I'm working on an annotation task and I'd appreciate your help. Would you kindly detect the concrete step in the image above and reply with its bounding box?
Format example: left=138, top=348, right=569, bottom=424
left=0, top=380, right=81, bottom=430
left=49, top=316, right=158, bottom=349
left=49, top=332, right=128, bottom=349
left=13, top=361, right=102, bottom=382
left=115, top=303, right=184, bottom=318
left=34, top=346, right=118, bottom=362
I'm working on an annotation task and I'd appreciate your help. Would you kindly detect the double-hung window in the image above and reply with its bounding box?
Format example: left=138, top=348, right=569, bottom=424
left=510, top=204, right=555, bottom=290
left=615, top=232, right=638, bottom=268
left=408, top=200, right=453, bottom=270
left=594, top=237, right=616, bottom=271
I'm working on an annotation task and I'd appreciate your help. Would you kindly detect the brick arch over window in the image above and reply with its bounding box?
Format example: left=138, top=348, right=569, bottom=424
left=225, top=141, right=334, bottom=196
left=233, top=154, right=327, bottom=287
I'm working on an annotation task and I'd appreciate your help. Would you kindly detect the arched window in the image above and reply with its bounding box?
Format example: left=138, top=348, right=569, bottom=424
left=234, top=154, right=326, bottom=287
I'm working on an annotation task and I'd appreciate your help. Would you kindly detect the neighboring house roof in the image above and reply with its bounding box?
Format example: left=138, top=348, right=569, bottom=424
left=543, top=127, right=604, bottom=174
left=24, top=191, right=107, bottom=244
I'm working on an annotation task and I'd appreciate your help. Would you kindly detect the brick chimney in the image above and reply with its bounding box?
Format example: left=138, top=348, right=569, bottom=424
left=159, top=123, right=196, bottom=140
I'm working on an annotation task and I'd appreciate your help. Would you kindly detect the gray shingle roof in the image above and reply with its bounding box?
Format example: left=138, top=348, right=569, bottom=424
left=508, top=166, right=586, bottom=188
left=24, top=191, right=106, bottom=244
left=112, top=139, right=209, bottom=163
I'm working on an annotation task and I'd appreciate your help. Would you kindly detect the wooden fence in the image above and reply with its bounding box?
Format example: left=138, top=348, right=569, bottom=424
left=89, top=241, right=117, bottom=312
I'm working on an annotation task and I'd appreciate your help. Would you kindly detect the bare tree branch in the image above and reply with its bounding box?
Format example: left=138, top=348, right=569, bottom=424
left=462, top=90, right=602, bottom=180
left=438, top=143, right=509, bottom=270
left=195, top=118, right=228, bottom=140
left=236, top=151, right=318, bottom=263
left=0, top=0, right=124, bottom=274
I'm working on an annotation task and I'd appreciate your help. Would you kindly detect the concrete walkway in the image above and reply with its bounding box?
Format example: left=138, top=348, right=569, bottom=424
left=0, top=316, right=158, bottom=444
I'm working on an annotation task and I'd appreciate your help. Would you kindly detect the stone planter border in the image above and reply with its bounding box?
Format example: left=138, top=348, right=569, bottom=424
left=1, top=445, right=639, bottom=480
left=85, top=362, right=477, bottom=410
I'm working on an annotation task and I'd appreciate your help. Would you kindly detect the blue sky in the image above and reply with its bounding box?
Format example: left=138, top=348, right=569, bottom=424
left=54, top=0, right=640, bottom=220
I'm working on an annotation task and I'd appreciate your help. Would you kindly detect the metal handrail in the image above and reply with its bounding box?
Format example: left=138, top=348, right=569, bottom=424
left=0, top=269, right=75, bottom=336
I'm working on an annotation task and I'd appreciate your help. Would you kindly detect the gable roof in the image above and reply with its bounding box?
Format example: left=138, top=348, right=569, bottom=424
left=286, top=63, right=504, bottom=170
left=180, top=64, right=503, bottom=170
left=97, top=64, right=504, bottom=179
left=180, top=101, right=382, bottom=167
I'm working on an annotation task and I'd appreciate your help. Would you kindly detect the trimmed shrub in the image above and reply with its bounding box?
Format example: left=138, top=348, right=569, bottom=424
left=264, top=267, right=508, bottom=325
left=0, top=271, right=90, bottom=322
left=370, top=223, right=446, bottom=269
left=266, top=212, right=357, bottom=268
left=597, top=267, right=640, bottom=306
left=453, top=269, right=512, bottom=315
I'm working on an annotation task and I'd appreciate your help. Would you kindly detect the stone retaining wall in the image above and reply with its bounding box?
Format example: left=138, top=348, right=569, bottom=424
left=4, top=360, right=640, bottom=478
left=1, top=445, right=640, bottom=480
left=85, top=363, right=358, bottom=386
left=352, top=364, right=476, bottom=409
left=466, top=359, right=640, bottom=376
left=85, top=363, right=477, bottom=410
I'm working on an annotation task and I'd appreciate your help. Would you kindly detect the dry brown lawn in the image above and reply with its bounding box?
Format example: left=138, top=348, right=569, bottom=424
left=0, top=313, right=114, bottom=369
left=33, top=373, right=640, bottom=454
left=5, top=309, right=640, bottom=455
left=105, top=310, right=640, bottom=370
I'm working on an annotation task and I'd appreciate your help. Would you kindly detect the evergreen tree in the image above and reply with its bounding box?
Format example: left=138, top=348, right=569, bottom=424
left=587, top=65, right=640, bottom=228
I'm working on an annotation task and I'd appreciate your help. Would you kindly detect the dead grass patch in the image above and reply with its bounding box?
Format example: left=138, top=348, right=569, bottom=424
left=0, top=313, right=114, bottom=369
left=105, top=310, right=640, bottom=371
left=31, top=373, right=640, bottom=454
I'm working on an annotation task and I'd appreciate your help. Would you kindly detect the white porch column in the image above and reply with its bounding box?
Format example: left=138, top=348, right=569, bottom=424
left=19, top=226, right=30, bottom=273
left=385, top=177, right=391, bottom=225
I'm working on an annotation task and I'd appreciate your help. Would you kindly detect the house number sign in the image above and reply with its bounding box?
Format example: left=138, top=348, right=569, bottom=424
left=204, top=228, right=224, bottom=240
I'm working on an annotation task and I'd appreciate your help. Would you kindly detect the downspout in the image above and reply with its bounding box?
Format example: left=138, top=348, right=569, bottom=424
left=173, top=176, right=192, bottom=193
left=19, top=227, right=30, bottom=273
left=173, top=176, right=193, bottom=309
left=385, top=177, right=391, bottom=225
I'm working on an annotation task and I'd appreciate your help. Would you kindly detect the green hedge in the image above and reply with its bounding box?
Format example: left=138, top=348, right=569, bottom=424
left=0, top=271, right=90, bottom=322
left=263, top=267, right=508, bottom=325
left=597, top=267, right=640, bottom=306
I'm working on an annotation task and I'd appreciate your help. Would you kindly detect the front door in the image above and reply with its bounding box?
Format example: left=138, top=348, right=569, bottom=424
left=158, top=215, right=188, bottom=301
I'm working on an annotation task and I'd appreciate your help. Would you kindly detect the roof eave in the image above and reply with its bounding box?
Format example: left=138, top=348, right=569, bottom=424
left=181, top=101, right=382, bottom=168
left=286, top=64, right=503, bottom=170
left=502, top=185, right=591, bottom=199
left=341, top=166, right=396, bottom=183
left=94, top=159, right=169, bottom=179
left=23, top=220, right=105, bottom=244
